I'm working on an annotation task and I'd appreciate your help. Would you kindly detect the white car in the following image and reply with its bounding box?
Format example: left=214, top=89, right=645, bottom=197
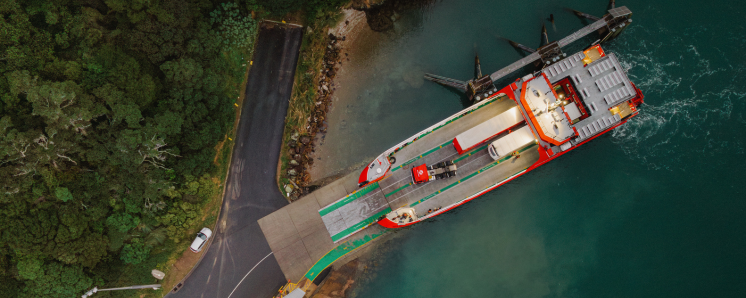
left=189, top=227, right=212, bottom=253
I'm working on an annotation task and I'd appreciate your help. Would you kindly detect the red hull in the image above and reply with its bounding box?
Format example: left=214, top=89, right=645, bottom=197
left=378, top=82, right=643, bottom=229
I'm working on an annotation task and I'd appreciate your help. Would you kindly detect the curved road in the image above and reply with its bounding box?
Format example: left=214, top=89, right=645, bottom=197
left=168, top=24, right=302, bottom=298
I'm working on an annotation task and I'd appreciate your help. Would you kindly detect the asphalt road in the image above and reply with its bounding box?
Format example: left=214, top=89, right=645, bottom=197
left=168, top=24, right=302, bottom=298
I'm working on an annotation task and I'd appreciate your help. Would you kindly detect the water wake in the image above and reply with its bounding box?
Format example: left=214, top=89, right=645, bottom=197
left=607, top=25, right=746, bottom=171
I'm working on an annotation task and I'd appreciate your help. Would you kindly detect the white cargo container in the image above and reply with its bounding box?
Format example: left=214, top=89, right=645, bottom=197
left=487, top=126, right=536, bottom=160
left=453, top=106, right=524, bottom=154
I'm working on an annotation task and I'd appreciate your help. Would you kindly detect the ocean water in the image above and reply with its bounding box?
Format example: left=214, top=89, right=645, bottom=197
left=314, top=0, right=746, bottom=297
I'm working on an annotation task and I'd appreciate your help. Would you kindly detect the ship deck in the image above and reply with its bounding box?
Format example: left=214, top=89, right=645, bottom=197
left=316, top=96, right=541, bottom=242
left=257, top=96, right=542, bottom=282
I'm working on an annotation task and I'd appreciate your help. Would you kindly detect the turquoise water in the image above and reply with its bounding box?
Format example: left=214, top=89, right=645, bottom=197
left=315, top=0, right=746, bottom=297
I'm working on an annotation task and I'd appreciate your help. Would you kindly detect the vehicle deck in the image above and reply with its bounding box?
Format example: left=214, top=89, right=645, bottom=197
left=317, top=96, right=540, bottom=242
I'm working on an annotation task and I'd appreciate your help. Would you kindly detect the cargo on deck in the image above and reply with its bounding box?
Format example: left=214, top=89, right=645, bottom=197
left=453, top=106, right=525, bottom=154
left=488, top=126, right=537, bottom=160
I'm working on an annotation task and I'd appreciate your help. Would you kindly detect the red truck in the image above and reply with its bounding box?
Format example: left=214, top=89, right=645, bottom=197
left=411, top=161, right=458, bottom=184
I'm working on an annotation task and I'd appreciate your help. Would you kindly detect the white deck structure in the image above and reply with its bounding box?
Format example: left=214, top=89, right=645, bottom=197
left=453, top=106, right=524, bottom=153
left=522, top=76, right=576, bottom=143
left=488, top=126, right=537, bottom=159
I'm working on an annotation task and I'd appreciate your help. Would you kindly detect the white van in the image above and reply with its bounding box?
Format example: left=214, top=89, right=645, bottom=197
left=488, top=126, right=536, bottom=160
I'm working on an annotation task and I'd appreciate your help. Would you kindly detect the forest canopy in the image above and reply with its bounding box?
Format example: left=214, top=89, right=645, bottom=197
left=0, top=0, right=279, bottom=297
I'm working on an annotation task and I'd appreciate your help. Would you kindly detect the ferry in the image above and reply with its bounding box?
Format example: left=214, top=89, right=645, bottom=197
left=351, top=44, right=644, bottom=229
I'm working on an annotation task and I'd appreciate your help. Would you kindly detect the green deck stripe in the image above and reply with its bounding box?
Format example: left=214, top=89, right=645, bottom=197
left=452, top=143, right=491, bottom=164
left=330, top=207, right=392, bottom=242
left=391, top=140, right=453, bottom=172
left=384, top=183, right=412, bottom=198
left=387, top=95, right=508, bottom=173
left=305, top=229, right=389, bottom=280
left=319, top=182, right=380, bottom=216
left=410, top=143, right=537, bottom=207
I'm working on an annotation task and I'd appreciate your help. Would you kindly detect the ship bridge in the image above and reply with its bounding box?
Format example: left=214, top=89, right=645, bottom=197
left=518, top=75, right=576, bottom=146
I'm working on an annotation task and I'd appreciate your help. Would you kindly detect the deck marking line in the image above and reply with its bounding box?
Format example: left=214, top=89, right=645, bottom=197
left=384, top=183, right=413, bottom=198
left=319, top=182, right=379, bottom=216
left=392, top=140, right=453, bottom=172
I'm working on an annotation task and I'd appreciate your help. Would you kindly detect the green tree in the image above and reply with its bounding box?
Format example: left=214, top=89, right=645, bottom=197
left=120, top=239, right=150, bottom=265
left=18, top=262, right=92, bottom=298
left=16, top=258, right=43, bottom=281
left=0, top=0, right=283, bottom=295
left=106, top=213, right=140, bottom=233
left=54, top=187, right=72, bottom=202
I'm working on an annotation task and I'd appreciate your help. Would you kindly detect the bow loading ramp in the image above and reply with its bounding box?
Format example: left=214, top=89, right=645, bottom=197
left=258, top=170, right=383, bottom=282
left=318, top=182, right=391, bottom=243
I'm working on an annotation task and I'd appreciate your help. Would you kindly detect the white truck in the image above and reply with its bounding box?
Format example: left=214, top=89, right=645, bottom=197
left=487, top=125, right=536, bottom=160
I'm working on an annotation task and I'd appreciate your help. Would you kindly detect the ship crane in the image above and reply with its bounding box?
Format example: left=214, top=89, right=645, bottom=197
left=424, top=1, right=633, bottom=103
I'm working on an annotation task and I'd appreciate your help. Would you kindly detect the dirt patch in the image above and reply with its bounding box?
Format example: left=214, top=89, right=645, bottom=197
left=159, top=248, right=204, bottom=293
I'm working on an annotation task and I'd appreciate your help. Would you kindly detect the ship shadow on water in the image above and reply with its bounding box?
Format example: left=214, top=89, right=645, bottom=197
left=430, top=84, right=475, bottom=108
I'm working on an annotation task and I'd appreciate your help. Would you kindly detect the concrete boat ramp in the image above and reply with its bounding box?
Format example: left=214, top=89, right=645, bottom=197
left=258, top=95, right=540, bottom=282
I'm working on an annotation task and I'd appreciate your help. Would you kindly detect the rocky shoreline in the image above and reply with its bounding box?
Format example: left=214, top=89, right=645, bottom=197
left=280, top=0, right=437, bottom=199
left=352, top=0, right=435, bottom=31
left=283, top=31, right=349, bottom=199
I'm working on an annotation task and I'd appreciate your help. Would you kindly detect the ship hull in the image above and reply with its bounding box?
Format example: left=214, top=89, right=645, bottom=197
left=321, top=46, right=644, bottom=238
left=379, top=112, right=635, bottom=228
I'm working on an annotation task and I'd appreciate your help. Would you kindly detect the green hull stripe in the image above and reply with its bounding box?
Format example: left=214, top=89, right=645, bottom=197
left=330, top=207, right=392, bottom=242
left=319, top=182, right=380, bottom=217
left=305, top=229, right=389, bottom=280
left=410, top=143, right=537, bottom=207
left=384, top=182, right=413, bottom=198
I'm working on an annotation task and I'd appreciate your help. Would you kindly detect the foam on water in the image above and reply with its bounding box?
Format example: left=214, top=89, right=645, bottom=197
left=608, top=25, right=746, bottom=171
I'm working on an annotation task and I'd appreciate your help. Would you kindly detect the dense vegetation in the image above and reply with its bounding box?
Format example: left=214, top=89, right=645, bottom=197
left=0, top=0, right=258, bottom=297
left=0, top=0, right=351, bottom=296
